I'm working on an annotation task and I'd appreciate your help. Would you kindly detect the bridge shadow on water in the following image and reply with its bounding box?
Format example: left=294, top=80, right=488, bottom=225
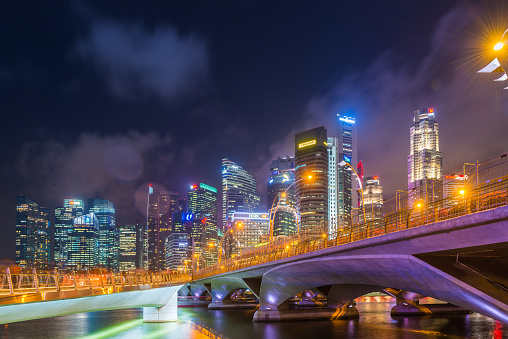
left=0, top=300, right=505, bottom=339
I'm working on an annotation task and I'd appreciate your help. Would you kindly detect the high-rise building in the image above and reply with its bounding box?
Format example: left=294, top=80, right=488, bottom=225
left=336, top=114, right=357, bottom=228
left=222, top=159, right=260, bottom=228
left=134, top=219, right=147, bottom=269
left=118, top=224, right=137, bottom=271
left=165, top=233, right=191, bottom=272
left=327, top=137, right=338, bottom=234
left=226, top=212, right=269, bottom=257
left=15, top=196, right=50, bottom=268
left=363, top=176, right=384, bottom=221
left=295, top=127, right=329, bottom=233
left=267, top=156, right=296, bottom=237
left=88, top=199, right=117, bottom=270
left=54, top=199, right=84, bottom=268
left=188, top=183, right=218, bottom=266
left=67, top=212, right=99, bottom=269
left=147, top=190, right=180, bottom=271
left=407, top=108, right=443, bottom=206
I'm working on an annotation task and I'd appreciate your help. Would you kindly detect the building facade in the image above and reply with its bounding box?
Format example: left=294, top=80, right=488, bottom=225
left=54, top=199, right=84, bottom=268
left=67, top=212, right=99, bottom=269
left=88, top=199, right=118, bottom=270
left=147, top=190, right=180, bottom=271
left=295, top=127, right=329, bottom=233
left=327, top=137, right=338, bottom=234
left=15, top=196, right=50, bottom=268
left=362, top=176, right=384, bottom=221
left=336, top=114, right=357, bottom=228
left=267, top=156, right=296, bottom=237
left=407, top=108, right=443, bottom=206
left=165, top=233, right=191, bottom=272
left=188, top=183, right=218, bottom=266
left=222, top=159, right=260, bottom=228
left=226, top=212, right=269, bottom=257
left=118, top=224, right=137, bottom=271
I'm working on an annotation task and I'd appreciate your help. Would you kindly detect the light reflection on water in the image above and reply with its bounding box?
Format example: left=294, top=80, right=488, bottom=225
left=0, top=301, right=506, bottom=339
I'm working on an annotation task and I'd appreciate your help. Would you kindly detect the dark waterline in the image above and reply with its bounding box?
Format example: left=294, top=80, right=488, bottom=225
left=0, top=302, right=506, bottom=339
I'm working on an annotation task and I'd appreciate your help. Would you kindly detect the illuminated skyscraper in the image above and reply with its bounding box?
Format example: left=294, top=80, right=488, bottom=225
left=54, top=199, right=84, bottom=268
left=118, top=224, right=137, bottom=271
left=267, top=156, right=296, bottom=237
left=188, top=183, right=218, bottom=266
left=336, top=114, right=357, bottom=227
left=227, top=212, right=269, bottom=257
left=147, top=190, right=180, bottom=271
left=134, top=219, right=147, bottom=269
left=165, top=233, right=191, bottom=272
left=88, top=199, right=117, bottom=270
left=295, top=127, right=328, bottom=232
left=327, top=137, right=338, bottom=234
left=222, top=159, right=260, bottom=228
left=15, top=196, right=50, bottom=268
left=407, top=108, right=443, bottom=206
left=67, top=212, right=99, bottom=269
left=363, top=176, right=384, bottom=221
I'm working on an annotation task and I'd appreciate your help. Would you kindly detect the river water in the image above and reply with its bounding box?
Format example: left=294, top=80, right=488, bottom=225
left=0, top=300, right=506, bottom=338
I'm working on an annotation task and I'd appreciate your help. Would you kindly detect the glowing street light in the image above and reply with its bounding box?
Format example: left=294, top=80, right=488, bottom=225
left=478, top=28, right=508, bottom=88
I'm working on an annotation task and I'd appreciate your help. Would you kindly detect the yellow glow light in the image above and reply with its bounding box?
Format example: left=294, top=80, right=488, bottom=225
left=298, top=140, right=316, bottom=148
left=459, top=189, right=465, bottom=195
left=494, top=42, right=504, bottom=51
left=307, top=175, right=312, bottom=179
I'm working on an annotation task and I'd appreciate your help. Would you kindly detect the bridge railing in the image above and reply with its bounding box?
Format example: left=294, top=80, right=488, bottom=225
left=0, top=268, right=190, bottom=295
left=195, top=176, right=508, bottom=280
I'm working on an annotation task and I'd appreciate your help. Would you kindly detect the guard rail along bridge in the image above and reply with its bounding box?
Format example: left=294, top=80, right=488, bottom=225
left=1, top=177, right=508, bottom=323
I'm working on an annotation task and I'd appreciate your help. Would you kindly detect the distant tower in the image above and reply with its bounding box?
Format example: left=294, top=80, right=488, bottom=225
left=118, top=224, right=137, bottom=271
left=16, top=196, right=50, bottom=269
left=54, top=199, right=84, bottom=268
left=407, top=108, right=443, bottom=206
left=267, top=156, right=296, bottom=237
left=363, top=176, right=384, bottom=221
left=147, top=190, right=180, bottom=271
left=88, top=199, right=117, bottom=270
left=221, top=159, right=260, bottom=228
left=336, top=114, right=357, bottom=227
left=67, top=212, right=99, bottom=269
left=188, top=183, right=218, bottom=266
left=295, top=127, right=328, bottom=232
left=327, top=138, right=338, bottom=235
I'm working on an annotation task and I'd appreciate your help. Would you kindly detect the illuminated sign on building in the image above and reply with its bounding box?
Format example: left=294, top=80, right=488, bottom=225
left=338, top=116, right=356, bottom=124
left=199, top=183, right=217, bottom=193
left=343, top=155, right=352, bottom=164
left=298, top=140, right=316, bottom=148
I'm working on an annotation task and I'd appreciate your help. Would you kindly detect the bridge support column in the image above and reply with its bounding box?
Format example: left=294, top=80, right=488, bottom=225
left=143, top=290, right=178, bottom=323
left=208, top=277, right=258, bottom=310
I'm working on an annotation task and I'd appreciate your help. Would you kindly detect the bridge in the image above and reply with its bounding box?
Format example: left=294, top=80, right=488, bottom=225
left=1, top=177, right=507, bottom=324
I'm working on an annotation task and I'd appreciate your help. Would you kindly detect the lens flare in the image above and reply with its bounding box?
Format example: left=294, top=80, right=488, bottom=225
left=494, top=42, right=504, bottom=50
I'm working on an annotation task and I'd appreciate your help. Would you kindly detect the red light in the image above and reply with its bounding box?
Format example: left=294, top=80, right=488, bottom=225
left=70, top=201, right=74, bottom=205
left=193, top=185, right=197, bottom=189
left=373, top=176, right=378, bottom=180
left=149, top=184, right=152, bottom=187
left=429, top=108, right=434, bottom=113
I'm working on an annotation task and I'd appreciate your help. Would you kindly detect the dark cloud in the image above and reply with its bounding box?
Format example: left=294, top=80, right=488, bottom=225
left=76, top=20, right=209, bottom=102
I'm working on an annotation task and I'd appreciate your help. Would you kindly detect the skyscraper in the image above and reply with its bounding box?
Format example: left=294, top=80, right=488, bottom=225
left=67, top=212, right=99, bottom=269
left=135, top=218, right=147, bottom=269
left=54, top=199, right=84, bottom=268
left=165, top=233, right=191, bottom=272
left=363, top=176, right=384, bottom=221
left=222, top=159, right=260, bottom=228
left=188, top=183, right=218, bottom=266
left=88, top=199, right=117, bottom=270
left=226, top=212, right=269, bottom=257
left=267, top=156, right=296, bottom=237
left=336, top=114, right=357, bottom=228
left=327, top=137, right=338, bottom=235
left=15, top=196, right=50, bottom=268
left=118, top=224, right=137, bottom=271
left=407, top=108, right=443, bottom=206
left=147, top=190, right=180, bottom=271
left=295, top=127, right=329, bottom=232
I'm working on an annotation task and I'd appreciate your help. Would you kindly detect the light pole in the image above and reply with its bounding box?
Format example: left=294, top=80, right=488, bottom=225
left=268, top=174, right=312, bottom=242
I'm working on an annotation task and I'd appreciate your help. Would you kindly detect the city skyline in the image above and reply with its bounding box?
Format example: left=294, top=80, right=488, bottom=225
left=2, top=1, right=508, bottom=261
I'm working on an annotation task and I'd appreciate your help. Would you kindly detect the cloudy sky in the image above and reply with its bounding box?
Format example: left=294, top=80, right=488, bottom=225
left=1, top=1, right=507, bottom=259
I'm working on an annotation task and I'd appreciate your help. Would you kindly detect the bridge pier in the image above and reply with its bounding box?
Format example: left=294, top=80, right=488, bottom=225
left=207, top=277, right=258, bottom=310
left=143, top=290, right=178, bottom=323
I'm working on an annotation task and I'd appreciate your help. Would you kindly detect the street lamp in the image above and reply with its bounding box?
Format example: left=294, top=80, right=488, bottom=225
left=478, top=28, right=508, bottom=88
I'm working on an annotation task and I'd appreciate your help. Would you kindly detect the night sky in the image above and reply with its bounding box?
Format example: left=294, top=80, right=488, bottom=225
left=1, top=1, right=507, bottom=260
